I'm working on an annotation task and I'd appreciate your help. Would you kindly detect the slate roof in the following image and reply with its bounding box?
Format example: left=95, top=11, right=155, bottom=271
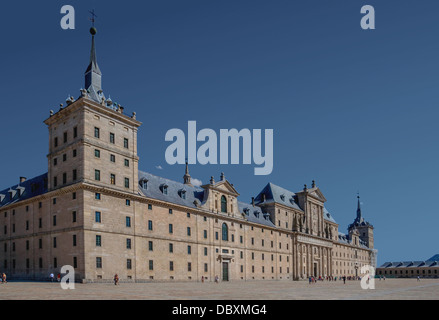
left=238, top=201, right=275, bottom=227
left=323, top=207, right=337, bottom=224
left=254, top=182, right=303, bottom=211
left=0, top=173, right=48, bottom=208
left=378, top=260, right=439, bottom=268
left=337, top=231, right=369, bottom=249
left=427, top=254, right=439, bottom=262
left=138, top=171, right=204, bottom=209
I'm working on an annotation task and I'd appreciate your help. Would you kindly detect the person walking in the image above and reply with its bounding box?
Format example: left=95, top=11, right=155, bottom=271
left=201, top=276, right=204, bottom=283
left=114, top=274, right=119, bottom=285
left=50, top=273, right=54, bottom=282
left=343, top=276, right=346, bottom=284
left=57, top=273, right=61, bottom=282
left=2, top=273, right=6, bottom=284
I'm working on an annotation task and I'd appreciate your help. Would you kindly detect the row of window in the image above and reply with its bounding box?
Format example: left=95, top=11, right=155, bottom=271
left=4, top=256, right=78, bottom=269
left=53, top=126, right=78, bottom=148
left=53, top=169, right=78, bottom=187
left=94, top=170, right=130, bottom=188
left=4, top=235, right=77, bottom=251
left=94, top=127, right=129, bottom=149
left=94, top=148, right=130, bottom=167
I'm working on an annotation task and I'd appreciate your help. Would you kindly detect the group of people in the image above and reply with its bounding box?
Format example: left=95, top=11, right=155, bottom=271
left=49, top=273, right=61, bottom=282
left=308, top=275, right=362, bottom=284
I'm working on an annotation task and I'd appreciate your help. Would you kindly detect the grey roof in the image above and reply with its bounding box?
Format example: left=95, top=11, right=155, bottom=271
left=138, top=171, right=276, bottom=228
left=138, top=171, right=204, bottom=209
left=337, top=231, right=369, bottom=249
left=238, top=201, right=275, bottom=227
left=427, top=254, right=439, bottom=262
left=254, top=182, right=302, bottom=211
left=323, top=207, right=337, bottom=223
left=0, top=173, right=48, bottom=208
left=378, top=260, right=439, bottom=268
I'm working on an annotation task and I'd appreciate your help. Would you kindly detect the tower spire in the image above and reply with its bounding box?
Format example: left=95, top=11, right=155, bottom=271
left=84, top=16, right=103, bottom=102
left=183, top=160, right=193, bottom=186
left=356, top=193, right=362, bottom=220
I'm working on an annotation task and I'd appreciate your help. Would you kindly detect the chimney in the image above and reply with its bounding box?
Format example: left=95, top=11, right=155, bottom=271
left=251, top=197, right=255, bottom=207
left=20, top=177, right=27, bottom=184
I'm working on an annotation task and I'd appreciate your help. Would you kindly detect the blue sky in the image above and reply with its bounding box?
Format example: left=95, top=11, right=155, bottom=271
left=1, top=0, right=438, bottom=265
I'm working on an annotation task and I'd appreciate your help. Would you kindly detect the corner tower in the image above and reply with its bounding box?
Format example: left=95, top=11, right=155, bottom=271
left=44, top=27, right=142, bottom=194
left=348, top=195, right=374, bottom=248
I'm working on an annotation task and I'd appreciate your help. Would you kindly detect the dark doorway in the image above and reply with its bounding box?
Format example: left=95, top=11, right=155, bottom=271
left=222, top=262, right=229, bottom=281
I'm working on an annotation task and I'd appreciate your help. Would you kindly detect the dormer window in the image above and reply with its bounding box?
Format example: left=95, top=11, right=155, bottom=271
left=280, top=194, right=285, bottom=201
left=179, top=189, right=186, bottom=199
left=161, top=184, right=168, bottom=195
left=139, top=179, right=148, bottom=189
left=243, top=208, right=250, bottom=215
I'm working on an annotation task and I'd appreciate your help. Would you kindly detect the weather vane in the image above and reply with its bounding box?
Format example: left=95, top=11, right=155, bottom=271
left=89, top=9, right=97, bottom=27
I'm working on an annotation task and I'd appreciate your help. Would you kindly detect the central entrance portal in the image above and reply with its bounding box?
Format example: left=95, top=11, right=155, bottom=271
left=222, top=262, right=229, bottom=281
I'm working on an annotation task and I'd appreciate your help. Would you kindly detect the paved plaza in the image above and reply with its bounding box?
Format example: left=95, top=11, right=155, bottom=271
left=0, top=278, right=438, bottom=300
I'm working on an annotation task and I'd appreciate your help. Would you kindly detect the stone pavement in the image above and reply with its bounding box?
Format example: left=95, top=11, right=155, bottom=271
left=0, top=279, right=438, bottom=300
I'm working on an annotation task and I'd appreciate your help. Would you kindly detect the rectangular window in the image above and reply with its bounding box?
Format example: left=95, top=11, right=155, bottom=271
left=169, top=261, right=174, bottom=271
left=204, top=247, right=208, bottom=256
left=169, top=243, right=173, bottom=253
left=53, top=215, right=57, bottom=226
left=73, top=257, right=78, bottom=269
left=110, top=133, right=115, bottom=144
left=54, top=137, right=58, bottom=147
left=73, top=126, right=78, bottom=138
left=204, top=263, right=208, bottom=272
left=126, top=216, right=131, bottom=227
left=187, top=227, right=191, bottom=236
left=126, top=238, right=131, bottom=249
left=95, top=193, right=101, bottom=200
left=95, top=170, right=100, bottom=181
left=188, top=262, right=192, bottom=272
left=63, top=154, right=67, bottom=162
left=169, top=224, right=173, bottom=234
left=148, top=241, right=153, bottom=251
left=124, top=178, right=130, bottom=188
left=95, top=149, right=100, bottom=158
left=148, top=204, right=152, bottom=210
left=110, top=154, right=115, bottom=162
left=63, top=172, right=67, bottom=184
left=96, top=257, right=102, bottom=268
left=127, top=259, right=132, bottom=270
left=149, top=260, right=153, bottom=271
left=39, top=218, right=42, bottom=228
left=73, top=149, right=77, bottom=157
left=148, top=220, right=153, bottom=231
left=110, top=174, right=116, bottom=185
left=72, top=192, right=76, bottom=199
left=124, top=159, right=129, bottom=167
left=53, top=237, right=57, bottom=248
left=169, top=209, right=173, bottom=214
left=72, top=235, right=77, bottom=246
left=203, top=230, right=207, bottom=239
left=53, top=176, right=57, bottom=187
left=96, top=235, right=101, bottom=246
left=26, top=220, right=29, bottom=230
left=124, top=138, right=129, bottom=148
left=39, top=238, right=42, bottom=249
left=187, top=245, right=191, bottom=255
left=126, top=199, right=131, bottom=206
left=64, top=132, right=68, bottom=143
left=95, top=211, right=101, bottom=223
left=53, top=158, right=57, bottom=166
left=94, top=127, right=100, bottom=138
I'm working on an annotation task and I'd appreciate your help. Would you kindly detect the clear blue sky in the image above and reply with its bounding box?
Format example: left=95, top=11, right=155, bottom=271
left=1, top=0, right=438, bottom=265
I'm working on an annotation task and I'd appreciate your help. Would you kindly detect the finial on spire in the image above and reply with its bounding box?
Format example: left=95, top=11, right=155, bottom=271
left=85, top=10, right=103, bottom=102
left=183, top=159, right=192, bottom=186
left=312, top=180, right=316, bottom=188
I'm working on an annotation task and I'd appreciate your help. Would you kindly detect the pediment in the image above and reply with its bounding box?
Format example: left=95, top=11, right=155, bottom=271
left=308, top=188, right=327, bottom=202
left=202, top=179, right=239, bottom=196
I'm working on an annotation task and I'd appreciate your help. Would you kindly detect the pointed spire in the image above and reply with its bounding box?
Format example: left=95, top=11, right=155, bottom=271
left=356, top=194, right=362, bottom=220
left=85, top=27, right=103, bottom=101
left=183, top=160, right=192, bottom=186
